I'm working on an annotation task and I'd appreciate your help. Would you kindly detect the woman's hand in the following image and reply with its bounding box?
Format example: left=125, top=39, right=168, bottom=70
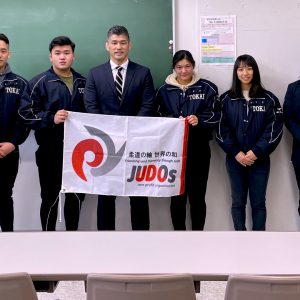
left=186, top=115, right=198, bottom=126
left=0, top=142, right=15, bottom=158
left=235, top=151, right=255, bottom=167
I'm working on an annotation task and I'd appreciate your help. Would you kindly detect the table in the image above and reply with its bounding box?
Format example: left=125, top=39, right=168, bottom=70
left=1, top=231, right=300, bottom=281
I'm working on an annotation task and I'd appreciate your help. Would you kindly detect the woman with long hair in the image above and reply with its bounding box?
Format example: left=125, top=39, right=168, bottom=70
left=216, top=54, right=283, bottom=230
left=156, top=50, right=220, bottom=230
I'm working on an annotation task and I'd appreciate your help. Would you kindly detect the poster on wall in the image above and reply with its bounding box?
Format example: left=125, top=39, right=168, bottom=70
left=200, top=15, right=236, bottom=64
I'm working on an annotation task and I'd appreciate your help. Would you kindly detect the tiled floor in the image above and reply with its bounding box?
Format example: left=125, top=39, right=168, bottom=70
left=198, top=281, right=227, bottom=300
left=37, top=280, right=227, bottom=300
left=37, top=281, right=85, bottom=300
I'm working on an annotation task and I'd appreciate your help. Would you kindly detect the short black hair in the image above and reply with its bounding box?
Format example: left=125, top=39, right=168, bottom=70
left=0, top=33, right=9, bottom=46
left=107, top=25, right=130, bottom=41
left=49, top=36, right=75, bottom=52
left=172, top=50, right=195, bottom=69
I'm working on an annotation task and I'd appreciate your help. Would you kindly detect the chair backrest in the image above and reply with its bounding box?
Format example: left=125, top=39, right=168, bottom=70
left=0, top=272, right=38, bottom=300
left=87, top=273, right=196, bottom=300
left=224, top=275, right=300, bottom=300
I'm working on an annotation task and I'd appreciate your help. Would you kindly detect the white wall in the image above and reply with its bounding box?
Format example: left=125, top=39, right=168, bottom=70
left=13, top=0, right=300, bottom=231
left=174, top=0, right=300, bottom=231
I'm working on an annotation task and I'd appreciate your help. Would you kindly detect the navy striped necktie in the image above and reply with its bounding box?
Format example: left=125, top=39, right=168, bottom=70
left=115, top=66, right=123, bottom=102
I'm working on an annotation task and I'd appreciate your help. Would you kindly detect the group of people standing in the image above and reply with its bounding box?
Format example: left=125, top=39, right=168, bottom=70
left=0, top=25, right=298, bottom=232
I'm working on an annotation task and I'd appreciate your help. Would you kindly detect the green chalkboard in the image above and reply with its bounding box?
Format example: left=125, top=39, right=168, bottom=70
left=2, top=0, right=172, bottom=88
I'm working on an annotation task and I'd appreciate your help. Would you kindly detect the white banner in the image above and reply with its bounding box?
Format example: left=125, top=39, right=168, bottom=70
left=62, top=112, right=188, bottom=197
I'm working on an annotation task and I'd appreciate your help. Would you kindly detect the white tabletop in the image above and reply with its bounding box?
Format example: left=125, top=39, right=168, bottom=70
left=1, top=231, right=300, bottom=280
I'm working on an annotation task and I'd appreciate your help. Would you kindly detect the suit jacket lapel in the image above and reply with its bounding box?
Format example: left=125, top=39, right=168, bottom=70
left=123, top=61, right=135, bottom=99
left=104, top=61, right=118, bottom=98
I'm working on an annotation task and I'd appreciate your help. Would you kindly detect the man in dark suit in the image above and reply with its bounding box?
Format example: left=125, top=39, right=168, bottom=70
left=84, top=25, right=155, bottom=230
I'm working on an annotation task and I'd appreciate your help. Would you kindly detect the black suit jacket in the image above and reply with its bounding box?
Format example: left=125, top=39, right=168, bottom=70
left=84, top=60, right=155, bottom=116
left=284, top=80, right=300, bottom=162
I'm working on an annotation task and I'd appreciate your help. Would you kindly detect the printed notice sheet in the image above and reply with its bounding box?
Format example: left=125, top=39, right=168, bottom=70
left=200, top=15, right=236, bottom=64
